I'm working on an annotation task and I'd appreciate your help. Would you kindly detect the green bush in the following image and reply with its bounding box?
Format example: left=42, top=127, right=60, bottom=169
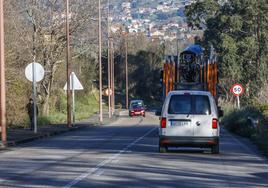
left=56, top=94, right=67, bottom=113
left=37, top=116, right=52, bottom=126
left=222, top=104, right=268, bottom=156
left=75, top=93, right=99, bottom=119
left=255, top=104, right=268, bottom=116
left=42, top=113, right=67, bottom=124
left=21, top=116, right=53, bottom=129
left=222, top=107, right=263, bottom=138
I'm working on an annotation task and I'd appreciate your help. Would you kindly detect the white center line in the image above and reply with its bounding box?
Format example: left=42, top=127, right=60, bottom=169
left=95, top=169, right=104, bottom=177
left=63, top=127, right=156, bottom=188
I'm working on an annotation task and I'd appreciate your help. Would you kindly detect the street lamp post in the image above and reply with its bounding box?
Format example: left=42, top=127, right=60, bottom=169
left=0, top=0, right=6, bottom=146
left=99, top=0, right=103, bottom=123
left=65, top=0, right=72, bottom=128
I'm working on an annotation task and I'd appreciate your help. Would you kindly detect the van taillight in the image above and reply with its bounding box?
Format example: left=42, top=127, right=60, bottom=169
left=212, top=118, right=218, bottom=129
left=161, top=118, right=166, bottom=128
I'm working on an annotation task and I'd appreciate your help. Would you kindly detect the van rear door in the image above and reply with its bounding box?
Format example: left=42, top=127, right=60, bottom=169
left=165, top=94, right=194, bottom=137
left=192, top=95, right=213, bottom=137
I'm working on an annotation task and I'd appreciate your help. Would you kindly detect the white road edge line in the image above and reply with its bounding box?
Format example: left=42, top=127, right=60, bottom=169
left=224, top=128, right=265, bottom=162
left=63, top=127, right=157, bottom=188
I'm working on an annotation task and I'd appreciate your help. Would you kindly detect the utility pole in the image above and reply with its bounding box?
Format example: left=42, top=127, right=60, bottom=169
left=65, top=0, right=72, bottom=128
left=99, top=0, right=103, bottom=123
left=125, top=33, right=128, bottom=109
left=107, top=0, right=111, bottom=118
left=175, top=38, right=179, bottom=89
left=0, top=0, right=6, bottom=146
left=111, top=38, right=115, bottom=115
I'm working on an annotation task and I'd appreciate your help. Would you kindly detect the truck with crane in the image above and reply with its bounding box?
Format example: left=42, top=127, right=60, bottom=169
left=156, top=44, right=223, bottom=154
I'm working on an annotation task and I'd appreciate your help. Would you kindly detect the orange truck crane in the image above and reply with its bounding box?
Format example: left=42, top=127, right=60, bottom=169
left=162, top=44, right=219, bottom=103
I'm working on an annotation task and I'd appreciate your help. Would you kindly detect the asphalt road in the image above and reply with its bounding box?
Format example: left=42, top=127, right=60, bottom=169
left=0, top=112, right=267, bottom=188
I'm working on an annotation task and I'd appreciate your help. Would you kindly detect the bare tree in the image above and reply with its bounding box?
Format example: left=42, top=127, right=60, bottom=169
left=5, top=0, right=100, bottom=118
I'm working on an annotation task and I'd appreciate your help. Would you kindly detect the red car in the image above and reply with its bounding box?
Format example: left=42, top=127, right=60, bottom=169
left=129, top=100, right=146, bottom=117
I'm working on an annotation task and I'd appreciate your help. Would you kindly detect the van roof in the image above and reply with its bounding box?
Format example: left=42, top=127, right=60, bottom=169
left=168, top=90, right=212, bottom=96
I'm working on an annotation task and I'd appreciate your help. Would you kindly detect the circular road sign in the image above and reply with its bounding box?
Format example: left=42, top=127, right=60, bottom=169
left=231, top=84, right=244, bottom=96
left=25, top=62, right=45, bottom=82
left=103, top=88, right=112, bottom=96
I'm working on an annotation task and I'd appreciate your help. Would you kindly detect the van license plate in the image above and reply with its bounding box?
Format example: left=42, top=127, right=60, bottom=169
left=171, top=121, right=190, bottom=126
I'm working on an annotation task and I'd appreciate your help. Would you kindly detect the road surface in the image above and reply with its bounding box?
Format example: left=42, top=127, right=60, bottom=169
left=0, top=112, right=267, bottom=188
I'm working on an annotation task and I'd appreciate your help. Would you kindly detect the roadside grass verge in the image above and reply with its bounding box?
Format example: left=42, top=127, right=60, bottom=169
left=222, top=106, right=262, bottom=137
left=251, top=116, right=268, bottom=156
left=222, top=104, right=268, bottom=156
left=38, top=92, right=100, bottom=126
left=9, top=91, right=108, bottom=129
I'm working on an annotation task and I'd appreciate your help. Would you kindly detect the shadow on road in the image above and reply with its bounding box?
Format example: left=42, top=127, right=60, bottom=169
left=0, top=116, right=268, bottom=188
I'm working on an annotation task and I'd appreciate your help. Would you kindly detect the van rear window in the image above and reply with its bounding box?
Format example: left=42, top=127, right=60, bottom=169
left=168, top=95, right=211, bottom=115
left=195, top=96, right=211, bottom=115
left=168, top=95, right=191, bottom=114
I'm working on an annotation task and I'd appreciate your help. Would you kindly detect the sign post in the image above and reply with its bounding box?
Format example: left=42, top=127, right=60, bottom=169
left=72, top=73, right=75, bottom=125
left=32, top=62, right=37, bottom=133
left=25, top=62, right=45, bottom=133
left=231, top=84, right=244, bottom=109
left=64, top=72, right=84, bottom=125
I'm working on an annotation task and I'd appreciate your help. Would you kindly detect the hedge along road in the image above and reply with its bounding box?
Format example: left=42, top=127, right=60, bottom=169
left=0, top=112, right=267, bottom=188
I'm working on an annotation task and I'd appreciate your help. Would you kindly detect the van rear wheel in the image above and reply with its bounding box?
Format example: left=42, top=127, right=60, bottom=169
left=211, top=144, right=219, bottom=154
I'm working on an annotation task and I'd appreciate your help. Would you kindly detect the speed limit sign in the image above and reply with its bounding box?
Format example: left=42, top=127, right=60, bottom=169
left=231, top=84, right=244, bottom=96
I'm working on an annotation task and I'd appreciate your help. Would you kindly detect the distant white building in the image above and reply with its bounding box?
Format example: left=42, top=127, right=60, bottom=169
left=156, top=5, right=170, bottom=12
left=151, top=30, right=165, bottom=37
left=122, top=2, right=131, bottom=9
left=163, top=35, right=176, bottom=41
left=185, top=0, right=197, bottom=6
left=143, top=19, right=151, bottom=23
left=129, top=28, right=138, bottom=33
left=111, top=24, right=121, bottom=33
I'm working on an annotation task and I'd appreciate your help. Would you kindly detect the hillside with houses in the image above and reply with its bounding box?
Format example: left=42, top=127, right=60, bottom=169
left=109, top=0, right=198, bottom=42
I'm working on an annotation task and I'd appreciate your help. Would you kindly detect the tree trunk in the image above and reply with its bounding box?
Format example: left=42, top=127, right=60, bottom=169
left=42, top=92, right=50, bottom=116
left=41, top=62, right=55, bottom=116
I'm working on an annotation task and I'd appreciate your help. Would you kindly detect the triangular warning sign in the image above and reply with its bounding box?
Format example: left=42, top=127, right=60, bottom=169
left=64, top=72, right=84, bottom=90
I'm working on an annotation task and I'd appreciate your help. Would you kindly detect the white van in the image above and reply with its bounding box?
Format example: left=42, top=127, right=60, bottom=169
left=156, top=90, right=222, bottom=154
